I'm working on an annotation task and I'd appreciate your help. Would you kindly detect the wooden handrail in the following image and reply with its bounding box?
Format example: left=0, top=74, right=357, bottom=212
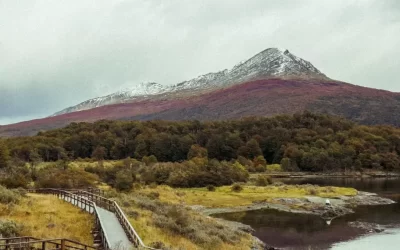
left=0, top=237, right=96, bottom=250
left=27, top=189, right=113, bottom=250
left=70, top=190, right=156, bottom=250
left=0, top=236, right=40, bottom=241
left=28, top=188, right=157, bottom=249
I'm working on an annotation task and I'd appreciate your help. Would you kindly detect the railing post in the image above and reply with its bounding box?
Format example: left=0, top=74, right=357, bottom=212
left=5, top=239, right=9, bottom=250
left=61, top=239, right=65, bottom=250
left=42, top=241, right=46, bottom=250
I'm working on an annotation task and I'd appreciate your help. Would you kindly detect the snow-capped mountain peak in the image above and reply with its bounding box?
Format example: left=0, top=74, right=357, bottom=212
left=230, top=48, right=324, bottom=77
left=52, top=48, right=327, bottom=116
left=52, top=82, right=171, bottom=116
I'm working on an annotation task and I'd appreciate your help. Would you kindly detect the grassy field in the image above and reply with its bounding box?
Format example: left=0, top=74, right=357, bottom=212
left=126, top=206, right=254, bottom=250
left=0, top=193, right=94, bottom=244
left=116, top=183, right=357, bottom=249
left=137, top=184, right=357, bottom=208
left=24, top=160, right=359, bottom=249
left=112, top=191, right=255, bottom=250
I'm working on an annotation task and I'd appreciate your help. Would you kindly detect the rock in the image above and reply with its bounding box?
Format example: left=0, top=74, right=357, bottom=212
left=214, top=218, right=255, bottom=233
left=350, top=193, right=395, bottom=206
left=189, top=205, right=206, bottom=211
left=358, top=191, right=377, bottom=196
left=320, top=205, right=354, bottom=219
left=348, top=221, right=385, bottom=233
left=274, top=198, right=304, bottom=204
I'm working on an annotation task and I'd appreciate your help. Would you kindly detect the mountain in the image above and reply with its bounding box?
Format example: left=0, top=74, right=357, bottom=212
left=1, top=48, right=399, bottom=137
left=53, top=48, right=327, bottom=116
left=52, top=82, right=171, bottom=116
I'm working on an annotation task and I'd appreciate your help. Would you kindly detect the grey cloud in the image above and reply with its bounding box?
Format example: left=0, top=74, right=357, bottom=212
left=0, top=0, right=399, bottom=124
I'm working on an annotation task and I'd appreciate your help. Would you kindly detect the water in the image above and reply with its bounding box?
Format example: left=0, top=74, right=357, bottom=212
left=331, top=228, right=400, bottom=250
left=215, top=177, right=400, bottom=249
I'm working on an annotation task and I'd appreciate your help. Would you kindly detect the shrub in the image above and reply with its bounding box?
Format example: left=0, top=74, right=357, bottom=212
left=149, top=241, right=169, bottom=250
left=325, top=186, right=334, bottom=193
left=127, top=210, right=140, bottom=220
left=141, top=163, right=174, bottom=185
left=14, top=188, right=27, bottom=197
left=273, top=181, right=284, bottom=186
left=114, top=194, right=242, bottom=248
left=253, top=155, right=267, bottom=170
left=231, top=183, right=243, bottom=192
left=142, top=160, right=248, bottom=188
left=0, top=140, right=10, bottom=169
left=135, top=196, right=163, bottom=213
left=0, top=186, right=21, bottom=204
left=142, top=155, right=158, bottom=166
left=133, top=183, right=142, bottom=190
left=255, top=165, right=266, bottom=172
left=266, top=164, right=283, bottom=172
left=237, top=156, right=254, bottom=172
left=207, top=185, right=216, bottom=191
left=147, top=192, right=160, bottom=200
left=0, top=220, right=24, bottom=237
left=0, top=173, right=30, bottom=189
left=35, top=168, right=98, bottom=189
left=115, top=171, right=134, bottom=192
left=256, top=175, right=273, bottom=186
left=175, top=191, right=185, bottom=197
left=152, top=205, right=240, bottom=246
left=187, top=145, right=208, bottom=160
left=307, top=188, right=318, bottom=195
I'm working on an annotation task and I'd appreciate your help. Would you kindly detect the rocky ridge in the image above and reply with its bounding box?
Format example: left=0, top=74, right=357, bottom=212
left=53, top=48, right=328, bottom=116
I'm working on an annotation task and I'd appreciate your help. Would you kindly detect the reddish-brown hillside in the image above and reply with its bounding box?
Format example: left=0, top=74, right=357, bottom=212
left=0, top=78, right=399, bottom=137
left=128, top=78, right=400, bottom=124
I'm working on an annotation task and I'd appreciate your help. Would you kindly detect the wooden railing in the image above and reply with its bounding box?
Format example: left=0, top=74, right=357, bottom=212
left=27, top=189, right=112, bottom=250
left=70, top=190, right=156, bottom=250
left=29, top=188, right=156, bottom=250
left=0, top=237, right=96, bottom=250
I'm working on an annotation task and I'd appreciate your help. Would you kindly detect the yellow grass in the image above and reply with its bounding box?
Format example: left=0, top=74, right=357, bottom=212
left=124, top=183, right=357, bottom=249
left=33, top=160, right=121, bottom=171
left=0, top=194, right=93, bottom=244
left=138, top=185, right=357, bottom=208
left=126, top=206, right=254, bottom=250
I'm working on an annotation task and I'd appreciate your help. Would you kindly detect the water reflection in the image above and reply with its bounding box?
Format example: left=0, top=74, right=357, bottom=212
left=216, top=208, right=364, bottom=249
left=214, top=177, right=400, bottom=249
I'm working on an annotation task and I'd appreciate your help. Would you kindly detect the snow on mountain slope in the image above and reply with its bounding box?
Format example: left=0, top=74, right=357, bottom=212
left=53, top=48, right=328, bottom=116
left=52, top=82, right=172, bottom=116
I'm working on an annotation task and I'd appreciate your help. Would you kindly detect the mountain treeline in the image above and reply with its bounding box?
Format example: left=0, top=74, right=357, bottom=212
left=1, top=112, right=399, bottom=173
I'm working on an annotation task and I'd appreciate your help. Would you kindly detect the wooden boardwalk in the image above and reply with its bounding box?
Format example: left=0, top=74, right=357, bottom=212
left=93, top=207, right=132, bottom=249
left=19, top=189, right=156, bottom=250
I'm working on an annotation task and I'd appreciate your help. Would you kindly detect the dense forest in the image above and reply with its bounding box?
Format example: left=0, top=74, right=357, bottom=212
left=1, top=112, right=399, bottom=173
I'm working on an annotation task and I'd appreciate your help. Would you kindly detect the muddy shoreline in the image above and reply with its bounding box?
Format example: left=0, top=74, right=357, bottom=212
left=191, top=191, right=395, bottom=249
left=194, top=191, right=395, bottom=218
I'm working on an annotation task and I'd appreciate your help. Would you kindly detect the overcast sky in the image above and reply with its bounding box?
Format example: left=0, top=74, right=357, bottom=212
left=0, top=0, right=399, bottom=125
